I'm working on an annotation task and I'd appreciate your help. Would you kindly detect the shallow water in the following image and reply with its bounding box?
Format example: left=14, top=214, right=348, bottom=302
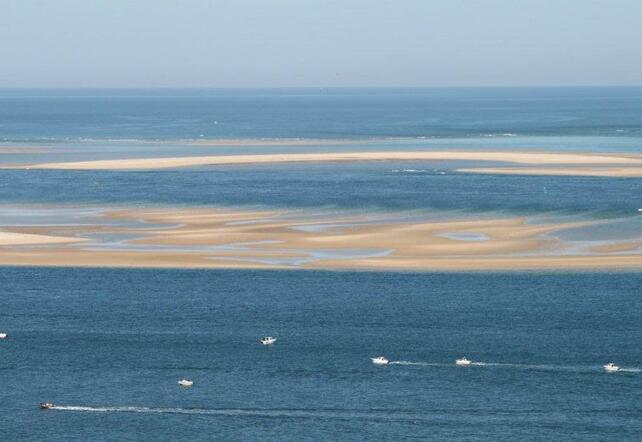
left=0, top=268, right=641, bottom=440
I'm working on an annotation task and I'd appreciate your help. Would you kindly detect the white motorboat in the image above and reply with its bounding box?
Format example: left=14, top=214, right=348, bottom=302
left=456, top=357, right=472, bottom=366
left=178, top=379, right=194, bottom=387
left=603, top=363, right=620, bottom=373
left=0, top=332, right=7, bottom=339
left=40, top=402, right=54, bottom=410
left=371, top=356, right=389, bottom=365
left=260, top=336, right=277, bottom=345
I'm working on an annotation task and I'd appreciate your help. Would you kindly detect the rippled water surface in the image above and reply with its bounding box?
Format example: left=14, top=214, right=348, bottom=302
left=1, top=268, right=641, bottom=440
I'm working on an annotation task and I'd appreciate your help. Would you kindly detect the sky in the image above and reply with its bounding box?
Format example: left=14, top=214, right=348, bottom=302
left=1, top=0, right=641, bottom=88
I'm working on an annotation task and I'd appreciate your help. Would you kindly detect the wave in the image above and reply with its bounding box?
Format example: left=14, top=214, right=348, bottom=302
left=390, top=169, right=447, bottom=175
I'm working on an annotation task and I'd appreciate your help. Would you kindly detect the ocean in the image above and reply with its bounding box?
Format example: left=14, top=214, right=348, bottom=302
left=0, top=87, right=641, bottom=440
left=1, top=87, right=642, bottom=142
left=1, top=268, right=641, bottom=440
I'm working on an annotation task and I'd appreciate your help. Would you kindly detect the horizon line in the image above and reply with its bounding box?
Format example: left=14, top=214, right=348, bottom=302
left=1, top=84, right=641, bottom=90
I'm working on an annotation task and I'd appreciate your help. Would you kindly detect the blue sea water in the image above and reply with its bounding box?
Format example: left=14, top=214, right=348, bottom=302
left=1, top=87, right=642, bottom=141
left=1, top=88, right=642, bottom=440
left=0, top=162, right=640, bottom=218
left=1, top=268, right=641, bottom=441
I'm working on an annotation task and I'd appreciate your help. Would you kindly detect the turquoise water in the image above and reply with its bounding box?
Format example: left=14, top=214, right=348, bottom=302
left=1, top=268, right=641, bottom=441
left=1, top=88, right=641, bottom=440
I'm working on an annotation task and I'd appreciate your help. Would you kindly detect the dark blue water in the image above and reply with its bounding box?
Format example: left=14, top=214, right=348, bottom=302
left=2, top=87, right=642, bottom=141
left=1, top=268, right=640, bottom=440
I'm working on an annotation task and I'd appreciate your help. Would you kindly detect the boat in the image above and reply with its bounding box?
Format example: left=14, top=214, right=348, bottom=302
left=603, top=363, right=620, bottom=372
left=0, top=333, right=7, bottom=339
left=260, top=336, right=277, bottom=345
left=371, top=356, right=389, bottom=365
left=39, top=402, right=54, bottom=410
left=456, top=357, right=472, bottom=366
left=178, top=379, right=194, bottom=387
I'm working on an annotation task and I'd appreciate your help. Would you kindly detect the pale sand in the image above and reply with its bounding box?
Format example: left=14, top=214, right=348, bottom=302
left=11, top=151, right=642, bottom=171
left=590, top=241, right=642, bottom=254
left=1, top=207, right=641, bottom=271
left=0, top=230, right=86, bottom=246
left=457, top=167, right=642, bottom=178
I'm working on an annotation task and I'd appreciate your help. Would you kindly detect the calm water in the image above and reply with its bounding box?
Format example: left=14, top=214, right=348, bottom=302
left=0, top=268, right=641, bottom=441
left=1, top=87, right=642, bottom=141
left=0, top=162, right=640, bottom=217
left=1, top=88, right=641, bottom=440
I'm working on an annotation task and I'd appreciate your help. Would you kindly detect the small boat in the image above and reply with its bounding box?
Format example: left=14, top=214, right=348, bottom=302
left=0, top=333, right=7, bottom=339
left=40, top=402, right=54, bottom=410
left=178, top=379, right=194, bottom=387
left=456, top=357, right=472, bottom=366
left=260, top=336, right=277, bottom=345
left=371, top=356, right=389, bottom=365
left=603, top=363, right=620, bottom=373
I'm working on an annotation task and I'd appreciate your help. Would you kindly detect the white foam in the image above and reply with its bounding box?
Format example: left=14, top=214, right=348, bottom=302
left=48, top=405, right=432, bottom=421
left=387, top=361, right=640, bottom=373
left=390, top=361, right=449, bottom=367
left=618, top=367, right=641, bottom=373
left=391, top=169, right=427, bottom=173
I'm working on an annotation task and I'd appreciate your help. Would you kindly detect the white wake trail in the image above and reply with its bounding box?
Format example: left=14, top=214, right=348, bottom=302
left=47, top=405, right=433, bottom=421
left=387, top=361, right=640, bottom=373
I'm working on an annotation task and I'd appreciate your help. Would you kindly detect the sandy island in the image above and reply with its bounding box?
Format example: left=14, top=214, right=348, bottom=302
left=7, top=150, right=642, bottom=178
left=0, top=207, right=641, bottom=271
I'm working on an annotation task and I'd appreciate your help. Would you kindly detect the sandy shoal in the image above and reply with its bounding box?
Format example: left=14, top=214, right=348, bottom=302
left=2, top=207, right=641, bottom=271
left=0, top=230, right=86, bottom=246
left=590, top=241, right=642, bottom=254
left=0, top=247, right=641, bottom=271
left=11, top=151, right=642, bottom=171
left=457, top=166, right=642, bottom=178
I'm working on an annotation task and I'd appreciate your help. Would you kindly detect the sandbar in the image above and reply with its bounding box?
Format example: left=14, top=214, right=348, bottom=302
left=9, top=151, right=642, bottom=171
left=1, top=206, right=641, bottom=271
left=457, top=166, right=642, bottom=178
left=0, top=230, right=86, bottom=246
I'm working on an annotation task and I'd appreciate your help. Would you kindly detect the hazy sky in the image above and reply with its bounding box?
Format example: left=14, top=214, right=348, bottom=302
left=2, top=0, right=641, bottom=87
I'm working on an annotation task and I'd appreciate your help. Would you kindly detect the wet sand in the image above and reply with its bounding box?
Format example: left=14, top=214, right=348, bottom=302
left=457, top=166, right=642, bottom=178
left=1, top=207, right=641, bottom=271
left=10, top=151, right=642, bottom=172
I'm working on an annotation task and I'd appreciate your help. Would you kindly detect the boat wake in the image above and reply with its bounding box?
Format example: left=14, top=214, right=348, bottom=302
left=45, top=405, right=435, bottom=421
left=390, top=361, right=450, bottom=367
left=389, top=361, right=640, bottom=373
left=618, top=367, right=642, bottom=373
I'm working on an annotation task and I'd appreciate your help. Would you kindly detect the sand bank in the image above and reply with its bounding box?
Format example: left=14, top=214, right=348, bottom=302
left=10, top=151, right=642, bottom=171
left=0, top=230, right=85, bottom=246
left=457, top=166, right=642, bottom=178
left=1, top=206, right=641, bottom=271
